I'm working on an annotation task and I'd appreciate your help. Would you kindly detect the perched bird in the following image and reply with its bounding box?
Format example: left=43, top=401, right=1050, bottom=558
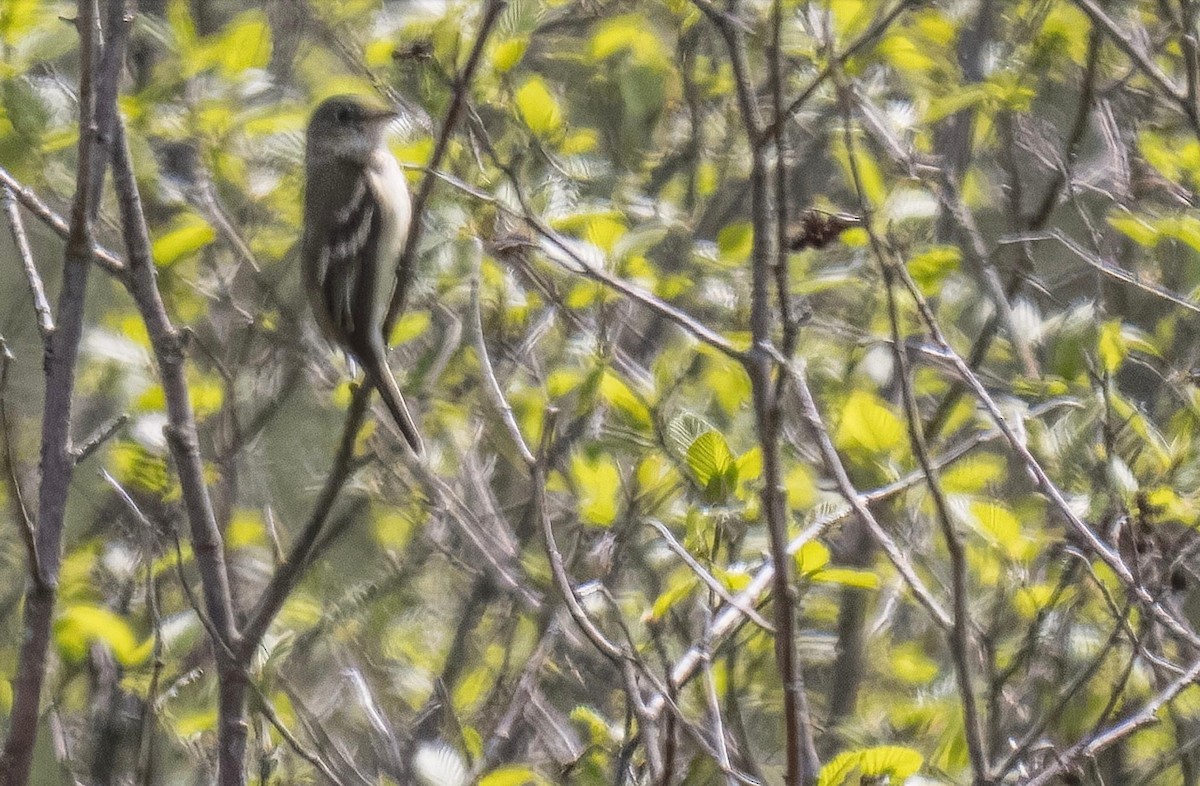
left=302, top=94, right=424, bottom=454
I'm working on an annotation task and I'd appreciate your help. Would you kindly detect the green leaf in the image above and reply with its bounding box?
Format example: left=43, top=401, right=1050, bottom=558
left=649, top=575, right=697, bottom=621
left=890, top=642, right=939, bottom=684
left=831, top=138, right=887, bottom=205
left=970, top=500, right=1032, bottom=561
left=152, top=213, right=215, bottom=267
left=717, top=222, right=753, bottom=263
left=1098, top=319, right=1127, bottom=374
left=214, top=10, right=272, bottom=77
left=55, top=604, right=151, bottom=666
left=515, top=76, right=563, bottom=136
left=589, top=14, right=669, bottom=68
left=686, top=430, right=738, bottom=503
left=817, top=745, right=923, bottom=786
left=784, top=464, right=816, bottom=510
left=390, top=311, right=431, bottom=345
left=599, top=369, right=652, bottom=429
left=1107, top=212, right=1160, bottom=247
left=794, top=540, right=831, bottom=575
left=479, top=766, right=545, bottom=786
left=835, top=391, right=904, bottom=458
left=0, top=0, right=40, bottom=47
left=906, top=245, right=961, bottom=295
left=571, top=453, right=621, bottom=526
left=941, top=453, right=1006, bottom=493
left=812, top=567, right=880, bottom=589
left=491, top=39, right=528, bottom=73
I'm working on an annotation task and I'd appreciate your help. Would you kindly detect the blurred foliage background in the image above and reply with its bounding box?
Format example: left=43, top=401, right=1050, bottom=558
left=4, top=0, right=1200, bottom=783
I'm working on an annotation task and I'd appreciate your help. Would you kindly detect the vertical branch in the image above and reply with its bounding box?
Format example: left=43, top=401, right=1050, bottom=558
left=839, top=93, right=991, bottom=782
left=0, top=0, right=131, bottom=780
left=692, top=1, right=816, bottom=782
left=383, top=0, right=507, bottom=332
left=882, top=269, right=991, bottom=781
left=108, top=113, right=245, bottom=783
left=3, top=189, right=55, bottom=340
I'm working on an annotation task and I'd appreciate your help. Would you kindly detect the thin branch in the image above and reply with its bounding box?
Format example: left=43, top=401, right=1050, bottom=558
left=1068, top=0, right=1187, bottom=104
left=72, top=413, right=128, bottom=464
left=1023, top=654, right=1200, bottom=786
left=383, top=0, right=508, bottom=331
left=1003, top=229, right=1200, bottom=316
left=0, top=339, right=39, bottom=587
left=3, top=187, right=55, bottom=340
left=844, top=96, right=990, bottom=780
left=1, top=0, right=127, bottom=779
left=469, top=258, right=537, bottom=467
left=888, top=244, right=1200, bottom=655
left=0, top=165, right=124, bottom=275
left=758, top=0, right=915, bottom=144
left=239, top=387, right=372, bottom=654
left=694, top=2, right=815, bottom=781
left=644, top=518, right=775, bottom=633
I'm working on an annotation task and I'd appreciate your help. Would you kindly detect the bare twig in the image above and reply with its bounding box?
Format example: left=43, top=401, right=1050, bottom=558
left=1068, top=0, right=1187, bottom=105
left=644, top=518, right=775, bottom=633
left=109, top=109, right=246, bottom=783
left=3, top=187, right=55, bottom=339
left=383, top=0, right=508, bottom=331
left=0, top=340, right=39, bottom=586
left=1023, top=654, right=1200, bottom=786
left=1004, top=229, right=1200, bottom=316
left=72, top=413, right=128, bottom=464
left=0, top=165, right=124, bottom=275
left=843, top=99, right=991, bottom=781
left=1, top=0, right=130, bottom=779
left=692, top=4, right=815, bottom=780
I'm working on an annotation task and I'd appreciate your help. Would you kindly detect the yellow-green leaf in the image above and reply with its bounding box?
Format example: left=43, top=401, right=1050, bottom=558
left=648, top=575, right=697, bottom=621
left=55, top=604, right=151, bottom=667
left=1107, top=212, right=1160, bottom=247
left=1098, top=319, right=1127, bottom=374
left=817, top=745, right=923, bottom=786
left=491, top=39, right=528, bottom=73
left=599, top=369, right=651, bottom=428
left=390, top=311, right=431, bottom=345
left=812, top=567, right=880, bottom=589
left=571, top=453, right=621, bottom=526
left=152, top=213, right=215, bottom=267
left=515, top=76, right=563, bottom=136
left=214, top=10, right=272, bottom=77
left=717, top=222, right=753, bottom=262
left=835, top=391, right=904, bottom=457
left=479, top=765, right=546, bottom=786
left=794, top=540, right=831, bottom=575
left=686, top=430, right=738, bottom=503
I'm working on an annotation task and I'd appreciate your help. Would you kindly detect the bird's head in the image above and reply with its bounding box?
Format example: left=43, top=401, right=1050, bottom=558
left=306, top=94, right=399, bottom=164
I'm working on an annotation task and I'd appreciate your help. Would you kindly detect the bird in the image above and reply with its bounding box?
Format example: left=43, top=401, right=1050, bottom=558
left=301, top=94, right=424, bottom=455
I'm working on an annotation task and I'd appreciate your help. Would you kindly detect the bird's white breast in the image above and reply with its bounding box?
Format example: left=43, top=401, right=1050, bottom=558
left=367, top=148, right=413, bottom=327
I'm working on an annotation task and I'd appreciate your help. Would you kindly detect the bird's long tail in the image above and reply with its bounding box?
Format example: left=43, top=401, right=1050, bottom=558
left=361, top=348, right=424, bottom=456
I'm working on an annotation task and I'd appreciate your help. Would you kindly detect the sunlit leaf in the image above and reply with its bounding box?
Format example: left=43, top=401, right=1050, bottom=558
left=515, top=76, right=563, bottom=136
left=214, top=10, right=272, bottom=76
left=1098, top=319, right=1127, bottom=374
left=686, top=430, right=738, bottom=503
left=55, top=604, right=151, bottom=667
left=571, top=453, right=621, bottom=526
left=479, top=765, right=547, bottom=786
left=492, top=38, right=528, bottom=73
left=794, top=540, right=831, bottom=575
left=152, top=213, right=216, bottom=267
left=835, top=391, right=904, bottom=458
left=817, top=745, right=923, bottom=786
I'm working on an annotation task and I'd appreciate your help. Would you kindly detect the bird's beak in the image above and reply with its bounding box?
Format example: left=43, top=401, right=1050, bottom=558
left=364, top=107, right=401, bottom=124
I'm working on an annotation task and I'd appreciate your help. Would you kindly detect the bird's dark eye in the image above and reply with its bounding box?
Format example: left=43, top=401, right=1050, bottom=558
left=335, top=108, right=350, bottom=124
